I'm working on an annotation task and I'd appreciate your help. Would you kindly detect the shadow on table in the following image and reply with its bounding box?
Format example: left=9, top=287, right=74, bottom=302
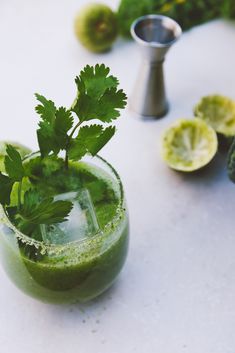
left=168, top=151, right=228, bottom=185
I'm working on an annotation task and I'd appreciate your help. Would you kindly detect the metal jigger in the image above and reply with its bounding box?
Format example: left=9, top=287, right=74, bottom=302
left=130, top=15, right=182, bottom=118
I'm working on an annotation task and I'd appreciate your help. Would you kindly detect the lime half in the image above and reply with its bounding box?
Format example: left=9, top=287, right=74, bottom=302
left=162, top=119, right=218, bottom=172
left=194, top=95, right=235, bottom=137
left=0, top=141, right=31, bottom=172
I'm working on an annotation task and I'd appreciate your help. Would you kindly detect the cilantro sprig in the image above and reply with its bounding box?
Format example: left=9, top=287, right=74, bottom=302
left=0, top=145, right=73, bottom=234
left=15, top=189, right=73, bottom=235
left=0, top=64, right=127, bottom=238
left=36, top=64, right=127, bottom=168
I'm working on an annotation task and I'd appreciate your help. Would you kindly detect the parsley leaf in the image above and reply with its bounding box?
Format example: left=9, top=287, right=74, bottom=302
left=4, top=145, right=25, bottom=181
left=19, top=189, right=73, bottom=225
left=68, top=125, right=116, bottom=160
left=72, top=64, right=127, bottom=123
left=0, top=173, right=14, bottom=205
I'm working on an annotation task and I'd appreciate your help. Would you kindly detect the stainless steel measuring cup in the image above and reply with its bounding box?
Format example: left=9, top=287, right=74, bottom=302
left=130, top=14, right=182, bottom=118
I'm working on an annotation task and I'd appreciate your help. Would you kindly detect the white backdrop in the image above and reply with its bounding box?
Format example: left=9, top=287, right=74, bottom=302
left=1, top=1, right=235, bottom=352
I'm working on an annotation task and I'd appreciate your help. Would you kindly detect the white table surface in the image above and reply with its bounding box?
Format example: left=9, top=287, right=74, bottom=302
left=1, top=1, right=235, bottom=352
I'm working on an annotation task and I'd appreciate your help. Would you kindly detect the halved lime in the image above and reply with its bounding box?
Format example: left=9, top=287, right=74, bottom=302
left=194, top=95, right=235, bottom=137
left=161, top=119, right=218, bottom=172
left=0, top=141, right=31, bottom=172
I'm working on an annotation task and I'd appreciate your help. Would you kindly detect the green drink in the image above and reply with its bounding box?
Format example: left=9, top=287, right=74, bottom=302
left=0, top=64, right=128, bottom=303
left=0, top=155, right=129, bottom=303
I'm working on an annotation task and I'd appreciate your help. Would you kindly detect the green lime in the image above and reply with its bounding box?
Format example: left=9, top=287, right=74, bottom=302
left=74, top=4, right=118, bottom=53
left=194, top=95, right=235, bottom=137
left=162, top=119, right=218, bottom=172
left=0, top=141, right=31, bottom=172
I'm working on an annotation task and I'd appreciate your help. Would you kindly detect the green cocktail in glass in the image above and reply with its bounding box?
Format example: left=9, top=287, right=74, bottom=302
left=0, top=64, right=128, bottom=303
left=0, top=155, right=129, bottom=303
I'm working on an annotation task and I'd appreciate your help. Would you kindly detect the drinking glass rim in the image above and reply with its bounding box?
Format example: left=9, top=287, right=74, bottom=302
left=0, top=153, right=125, bottom=250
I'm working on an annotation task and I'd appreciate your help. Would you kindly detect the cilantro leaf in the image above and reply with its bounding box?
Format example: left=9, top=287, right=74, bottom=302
left=68, top=137, right=86, bottom=161
left=35, top=94, right=57, bottom=123
left=95, top=88, right=127, bottom=122
left=0, top=173, right=14, bottom=205
left=68, top=125, right=116, bottom=160
left=19, top=189, right=73, bottom=225
left=37, top=124, right=56, bottom=157
left=54, top=107, right=74, bottom=149
left=35, top=94, right=73, bottom=156
left=4, top=145, right=25, bottom=181
left=21, top=188, right=41, bottom=214
left=35, top=94, right=56, bottom=156
left=79, top=64, right=119, bottom=100
left=91, top=125, right=116, bottom=153
left=72, top=64, right=127, bottom=123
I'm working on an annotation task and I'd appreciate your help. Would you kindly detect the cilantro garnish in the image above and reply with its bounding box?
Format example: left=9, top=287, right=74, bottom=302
left=72, top=64, right=126, bottom=123
left=0, top=173, right=14, bottom=205
left=1, top=146, right=73, bottom=234
left=4, top=144, right=25, bottom=181
left=36, top=96, right=74, bottom=157
left=36, top=63, right=127, bottom=167
left=68, top=124, right=116, bottom=160
left=0, top=64, right=127, bottom=238
left=15, top=189, right=73, bottom=235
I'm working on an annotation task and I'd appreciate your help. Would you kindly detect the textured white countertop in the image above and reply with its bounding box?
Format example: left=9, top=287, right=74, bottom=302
left=1, top=1, right=235, bottom=352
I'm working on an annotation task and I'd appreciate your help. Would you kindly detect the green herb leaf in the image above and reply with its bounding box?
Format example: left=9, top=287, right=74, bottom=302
left=68, top=124, right=116, bottom=160
left=19, top=189, right=73, bottom=225
left=0, top=173, right=14, bottom=205
left=96, top=88, right=127, bottom=122
left=4, top=145, right=25, bottom=181
left=35, top=94, right=57, bottom=123
left=78, top=64, right=119, bottom=99
left=54, top=107, right=74, bottom=149
left=95, top=125, right=116, bottom=152
left=72, top=64, right=127, bottom=123
left=37, top=123, right=54, bottom=157
left=36, top=93, right=73, bottom=156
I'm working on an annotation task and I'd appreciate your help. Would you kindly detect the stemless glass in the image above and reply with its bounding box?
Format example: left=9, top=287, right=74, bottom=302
left=0, top=155, right=129, bottom=304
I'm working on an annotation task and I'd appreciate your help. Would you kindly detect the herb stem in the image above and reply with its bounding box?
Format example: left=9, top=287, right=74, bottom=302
left=65, top=153, right=69, bottom=170
left=65, top=120, right=83, bottom=170
left=69, top=120, right=83, bottom=139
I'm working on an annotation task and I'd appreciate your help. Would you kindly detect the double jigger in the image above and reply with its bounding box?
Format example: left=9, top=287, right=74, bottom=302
left=130, top=15, right=182, bottom=118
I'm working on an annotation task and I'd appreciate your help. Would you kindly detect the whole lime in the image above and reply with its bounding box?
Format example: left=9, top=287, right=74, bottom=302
left=74, top=3, right=118, bottom=53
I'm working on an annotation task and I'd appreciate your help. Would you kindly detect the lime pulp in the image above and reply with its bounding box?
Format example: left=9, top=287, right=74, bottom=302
left=194, top=95, right=235, bottom=137
left=162, top=118, right=218, bottom=172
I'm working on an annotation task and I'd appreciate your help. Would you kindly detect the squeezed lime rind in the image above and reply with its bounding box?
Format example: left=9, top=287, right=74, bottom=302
left=162, top=118, right=218, bottom=172
left=194, top=95, right=235, bottom=137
